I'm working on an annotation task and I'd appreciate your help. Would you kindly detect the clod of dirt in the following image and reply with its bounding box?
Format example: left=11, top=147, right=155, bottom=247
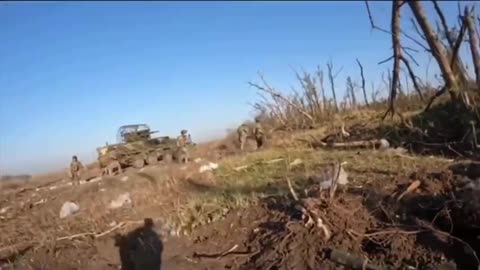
left=109, top=193, right=132, bottom=209
left=59, top=201, right=79, bottom=218
left=0, top=206, right=10, bottom=214
left=120, top=176, right=129, bottom=182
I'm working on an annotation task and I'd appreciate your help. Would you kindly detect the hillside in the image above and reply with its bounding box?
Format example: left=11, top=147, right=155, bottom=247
left=1, top=109, right=479, bottom=269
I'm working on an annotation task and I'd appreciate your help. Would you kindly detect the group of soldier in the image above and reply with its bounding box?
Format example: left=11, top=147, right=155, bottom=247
left=69, top=129, right=194, bottom=182
left=69, top=118, right=265, bottom=183
left=237, top=117, right=265, bottom=151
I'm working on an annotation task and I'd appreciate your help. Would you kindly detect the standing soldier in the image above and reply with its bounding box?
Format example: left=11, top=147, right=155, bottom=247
left=254, top=117, right=265, bottom=149
left=69, top=155, right=84, bottom=185
left=237, top=123, right=249, bottom=151
left=176, top=129, right=191, bottom=163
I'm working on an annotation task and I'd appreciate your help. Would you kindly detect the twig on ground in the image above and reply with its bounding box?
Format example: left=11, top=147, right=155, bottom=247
left=417, top=219, right=480, bottom=266
left=234, top=158, right=285, bottom=171
left=348, top=228, right=425, bottom=238
left=286, top=176, right=299, bottom=201
left=329, top=161, right=342, bottom=203
left=56, top=221, right=127, bottom=241
left=396, top=180, right=421, bottom=201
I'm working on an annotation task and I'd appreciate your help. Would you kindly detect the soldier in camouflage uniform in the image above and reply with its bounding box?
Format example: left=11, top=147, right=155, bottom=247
left=254, top=117, right=265, bottom=149
left=69, top=155, right=84, bottom=185
left=237, top=123, right=249, bottom=151
left=176, top=129, right=191, bottom=163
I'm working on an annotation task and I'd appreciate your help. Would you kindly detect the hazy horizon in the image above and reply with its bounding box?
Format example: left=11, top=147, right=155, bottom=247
left=0, top=1, right=471, bottom=175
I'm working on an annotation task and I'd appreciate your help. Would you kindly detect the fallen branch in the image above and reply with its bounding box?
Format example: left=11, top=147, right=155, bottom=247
left=348, top=228, right=425, bottom=238
left=320, top=138, right=390, bottom=150
left=192, top=244, right=251, bottom=259
left=286, top=176, right=299, bottom=201
left=56, top=221, right=127, bottom=241
left=233, top=158, right=285, bottom=171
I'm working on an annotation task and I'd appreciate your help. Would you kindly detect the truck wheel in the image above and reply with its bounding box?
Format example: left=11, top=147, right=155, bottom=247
left=163, top=153, right=172, bottom=163
left=132, top=158, right=145, bottom=169
left=147, top=154, right=159, bottom=165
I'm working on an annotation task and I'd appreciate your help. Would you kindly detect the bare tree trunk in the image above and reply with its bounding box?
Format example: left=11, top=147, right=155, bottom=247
left=356, top=59, right=369, bottom=107
left=409, top=1, right=459, bottom=98
left=346, top=76, right=357, bottom=109
left=316, top=67, right=327, bottom=115
left=465, top=6, right=480, bottom=89
left=327, top=61, right=340, bottom=112
left=385, top=1, right=402, bottom=119
left=371, top=82, right=378, bottom=104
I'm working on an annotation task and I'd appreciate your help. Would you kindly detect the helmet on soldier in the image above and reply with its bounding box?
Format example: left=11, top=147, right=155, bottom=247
left=181, top=129, right=188, bottom=135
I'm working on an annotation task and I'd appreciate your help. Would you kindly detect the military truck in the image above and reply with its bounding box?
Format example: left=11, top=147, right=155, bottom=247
left=96, top=124, right=180, bottom=170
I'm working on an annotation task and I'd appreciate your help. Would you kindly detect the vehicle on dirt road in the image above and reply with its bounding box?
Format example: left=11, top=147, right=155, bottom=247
left=96, top=124, right=188, bottom=171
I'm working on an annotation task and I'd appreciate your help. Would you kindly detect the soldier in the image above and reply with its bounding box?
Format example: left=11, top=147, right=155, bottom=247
left=69, top=155, right=84, bottom=185
left=254, top=117, right=265, bottom=149
left=176, top=129, right=191, bottom=163
left=237, top=123, right=249, bottom=151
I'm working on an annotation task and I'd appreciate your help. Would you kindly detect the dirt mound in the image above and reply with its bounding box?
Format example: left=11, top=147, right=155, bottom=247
left=177, top=169, right=479, bottom=270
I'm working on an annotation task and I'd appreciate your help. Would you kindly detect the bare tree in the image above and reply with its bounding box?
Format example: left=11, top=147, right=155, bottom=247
left=356, top=59, right=370, bottom=107
left=464, top=6, right=480, bottom=89
left=383, top=0, right=403, bottom=118
left=409, top=1, right=459, bottom=98
left=346, top=76, right=357, bottom=109
left=316, top=66, right=327, bottom=114
left=326, top=60, right=342, bottom=112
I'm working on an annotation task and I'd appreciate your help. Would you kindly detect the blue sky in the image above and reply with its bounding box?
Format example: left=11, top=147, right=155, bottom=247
left=0, top=1, right=470, bottom=175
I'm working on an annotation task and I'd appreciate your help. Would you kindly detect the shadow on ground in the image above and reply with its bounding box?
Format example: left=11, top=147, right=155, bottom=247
left=114, top=218, right=163, bottom=270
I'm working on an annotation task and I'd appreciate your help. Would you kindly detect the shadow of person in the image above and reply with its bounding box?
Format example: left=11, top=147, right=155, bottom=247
left=114, top=218, right=163, bottom=270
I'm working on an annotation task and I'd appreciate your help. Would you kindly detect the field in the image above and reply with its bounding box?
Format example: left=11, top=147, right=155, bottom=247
left=1, top=108, right=479, bottom=270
